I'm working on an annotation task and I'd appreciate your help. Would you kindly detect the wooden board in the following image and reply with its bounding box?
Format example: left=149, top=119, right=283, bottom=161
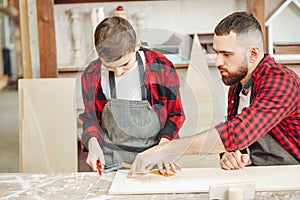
left=179, top=34, right=224, bottom=138
left=18, top=78, right=77, bottom=172
left=108, top=165, right=300, bottom=194
left=36, top=0, right=58, bottom=78
left=18, top=0, right=32, bottom=78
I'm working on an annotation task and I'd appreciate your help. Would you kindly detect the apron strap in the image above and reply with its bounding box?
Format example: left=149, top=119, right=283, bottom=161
left=243, top=76, right=253, bottom=91
left=233, top=83, right=242, bottom=116
left=233, top=76, right=253, bottom=115
left=108, top=52, right=147, bottom=100
left=137, top=52, right=147, bottom=100
left=109, top=71, right=116, bottom=98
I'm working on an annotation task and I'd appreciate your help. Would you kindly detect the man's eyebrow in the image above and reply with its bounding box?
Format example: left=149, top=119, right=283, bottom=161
left=213, top=48, right=233, bottom=54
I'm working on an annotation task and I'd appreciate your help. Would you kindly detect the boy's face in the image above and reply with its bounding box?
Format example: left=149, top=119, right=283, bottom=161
left=101, top=51, right=136, bottom=76
left=100, top=41, right=141, bottom=76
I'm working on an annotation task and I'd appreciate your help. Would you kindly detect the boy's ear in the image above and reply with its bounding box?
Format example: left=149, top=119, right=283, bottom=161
left=135, top=40, right=142, bottom=51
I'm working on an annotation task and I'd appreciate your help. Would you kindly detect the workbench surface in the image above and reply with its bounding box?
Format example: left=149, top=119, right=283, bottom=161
left=1, top=172, right=299, bottom=200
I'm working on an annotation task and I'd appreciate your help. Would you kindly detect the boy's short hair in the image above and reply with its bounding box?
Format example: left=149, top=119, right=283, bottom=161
left=94, top=16, right=137, bottom=62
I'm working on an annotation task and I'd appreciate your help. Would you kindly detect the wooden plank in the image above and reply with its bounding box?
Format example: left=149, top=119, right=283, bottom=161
left=18, top=78, right=77, bottom=172
left=247, top=0, right=266, bottom=53
left=265, top=0, right=292, bottom=26
left=18, top=0, right=32, bottom=78
left=274, top=44, right=300, bottom=54
left=58, top=67, right=84, bottom=73
left=174, top=63, right=188, bottom=68
left=0, top=44, right=3, bottom=78
left=10, top=1, right=19, bottom=78
left=109, top=165, right=300, bottom=194
left=36, top=0, right=58, bottom=78
left=57, top=64, right=188, bottom=74
left=179, top=34, right=224, bottom=138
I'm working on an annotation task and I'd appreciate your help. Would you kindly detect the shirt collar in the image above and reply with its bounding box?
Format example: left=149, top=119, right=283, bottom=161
left=252, top=54, right=273, bottom=80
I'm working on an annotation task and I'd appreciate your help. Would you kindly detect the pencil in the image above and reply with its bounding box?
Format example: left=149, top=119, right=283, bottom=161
left=96, top=160, right=102, bottom=176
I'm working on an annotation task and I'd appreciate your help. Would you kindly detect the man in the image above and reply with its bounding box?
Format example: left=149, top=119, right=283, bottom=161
left=128, top=11, right=300, bottom=176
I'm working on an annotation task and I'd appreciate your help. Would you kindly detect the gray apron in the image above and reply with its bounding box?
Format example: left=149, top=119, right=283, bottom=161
left=101, top=52, right=161, bottom=166
left=249, top=134, right=299, bottom=165
left=235, top=78, right=299, bottom=166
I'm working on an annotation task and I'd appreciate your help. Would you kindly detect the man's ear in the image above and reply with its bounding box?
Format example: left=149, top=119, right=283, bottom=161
left=249, top=46, right=260, bottom=63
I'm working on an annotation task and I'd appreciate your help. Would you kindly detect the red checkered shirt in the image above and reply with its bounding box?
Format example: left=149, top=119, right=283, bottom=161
left=215, top=54, right=300, bottom=161
left=80, top=47, right=185, bottom=151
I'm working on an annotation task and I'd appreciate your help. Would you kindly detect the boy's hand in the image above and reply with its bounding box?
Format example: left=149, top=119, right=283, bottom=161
left=86, top=137, right=105, bottom=171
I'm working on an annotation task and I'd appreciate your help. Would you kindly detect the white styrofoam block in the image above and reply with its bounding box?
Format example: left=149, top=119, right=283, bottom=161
left=209, top=181, right=255, bottom=200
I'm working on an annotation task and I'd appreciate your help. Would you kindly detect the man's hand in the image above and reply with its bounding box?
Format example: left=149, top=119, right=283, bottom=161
left=86, top=137, right=105, bottom=171
left=157, top=138, right=182, bottom=175
left=127, top=140, right=182, bottom=178
left=220, top=150, right=250, bottom=170
left=127, top=128, right=226, bottom=177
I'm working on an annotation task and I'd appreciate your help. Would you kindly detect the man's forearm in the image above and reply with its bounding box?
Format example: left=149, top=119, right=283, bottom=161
left=168, top=128, right=225, bottom=156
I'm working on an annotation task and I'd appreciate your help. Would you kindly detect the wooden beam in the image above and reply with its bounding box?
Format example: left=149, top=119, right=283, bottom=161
left=10, top=0, right=23, bottom=80
left=247, top=0, right=267, bottom=53
left=36, top=0, right=58, bottom=78
left=18, top=0, right=32, bottom=78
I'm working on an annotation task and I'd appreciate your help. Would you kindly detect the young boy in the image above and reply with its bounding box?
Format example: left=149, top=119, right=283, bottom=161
left=79, top=16, right=185, bottom=173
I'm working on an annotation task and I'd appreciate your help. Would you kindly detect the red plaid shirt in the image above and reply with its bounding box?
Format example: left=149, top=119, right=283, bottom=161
left=215, top=54, right=300, bottom=161
left=80, top=48, right=185, bottom=151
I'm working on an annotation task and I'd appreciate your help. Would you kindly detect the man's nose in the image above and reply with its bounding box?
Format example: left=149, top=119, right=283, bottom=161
left=215, top=54, right=224, bottom=67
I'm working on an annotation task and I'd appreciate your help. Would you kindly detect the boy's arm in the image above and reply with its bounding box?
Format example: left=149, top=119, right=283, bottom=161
left=80, top=68, right=105, bottom=151
left=157, top=64, right=186, bottom=141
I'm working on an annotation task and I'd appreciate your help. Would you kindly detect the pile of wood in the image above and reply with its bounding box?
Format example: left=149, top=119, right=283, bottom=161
left=274, top=44, right=300, bottom=54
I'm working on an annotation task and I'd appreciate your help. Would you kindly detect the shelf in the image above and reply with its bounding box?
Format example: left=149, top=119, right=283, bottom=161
left=54, top=0, right=146, bottom=4
left=189, top=33, right=215, bottom=54
left=174, top=63, right=189, bottom=68
left=58, top=68, right=84, bottom=73
left=274, top=44, right=300, bottom=54
left=58, top=63, right=189, bottom=74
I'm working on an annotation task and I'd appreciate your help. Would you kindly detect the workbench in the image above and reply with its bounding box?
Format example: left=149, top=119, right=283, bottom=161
left=1, top=172, right=299, bottom=200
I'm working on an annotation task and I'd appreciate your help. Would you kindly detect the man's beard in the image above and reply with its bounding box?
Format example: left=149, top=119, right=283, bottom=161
left=220, top=65, right=248, bottom=86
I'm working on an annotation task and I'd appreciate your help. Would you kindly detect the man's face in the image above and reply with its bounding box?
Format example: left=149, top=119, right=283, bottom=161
left=213, top=31, right=248, bottom=86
